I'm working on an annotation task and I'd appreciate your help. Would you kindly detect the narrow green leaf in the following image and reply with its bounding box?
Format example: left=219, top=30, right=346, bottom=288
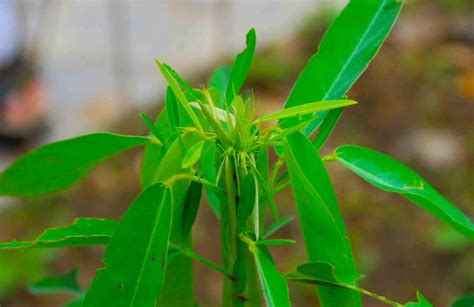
left=451, top=294, right=474, bottom=307
left=405, top=292, right=433, bottom=307
left=335, top=145, right=474, bottom=239
left=139, top=113, right=164, bottom=142
left=140, top=110, right=169, bottom=189
left=226, top=28, right=256, bottom=104
left=29, top=268, right=82, bottom=296
left=165, top=86, right=180, bottom=131
left=255, top=239, right=295, bottom=246
left=281, top=0, right=402, bottom=133
left=0, top=218, right=117, bottom=249
left=283, top=132, right=361, bottom=307
left=0, top=133, right=149, bottom=197
left=253, top=245, right=291, bottom=307
left=199, top=140, right=221, bottom=218
left=263, top=215, right=295, bottom=239
left=155, top=59, right=202, bottom=130
left=182, top=140, right=206, bottom=168
left=84, top=183, right=172, bottom=307
left=313, top=108, right=343, bottom=151
left=262, top=100, right=355, bottom=124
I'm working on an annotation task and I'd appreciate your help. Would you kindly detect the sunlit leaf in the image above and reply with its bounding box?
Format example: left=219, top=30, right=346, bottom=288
left=335, top=145, right=474, bottom=239
left=283, top=132, right=361, bottom=307
left=155, top=59, right=202, bottom=130
left=226, top=28, right=256, bottom=104
left=261, top=100, right=355, bottom=124
left=182, top=140, right=206, bottom=168
left=84, top=183, right=172, bottom=306
left=0, top=133, right=149, bottom=197
left=281, top=0, right=402, bottom=133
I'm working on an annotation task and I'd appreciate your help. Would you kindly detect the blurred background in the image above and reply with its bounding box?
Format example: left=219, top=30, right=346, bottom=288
left=0, top=0, right=472, bottom=306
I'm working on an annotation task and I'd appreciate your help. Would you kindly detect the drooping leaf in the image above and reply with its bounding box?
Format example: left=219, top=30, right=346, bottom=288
left=0, top=218, right=117, bottom=250
left=266, top=100, right=355, bottom=124
left=29, top=268, right=82, bottom=296
left=83, top=183, right=172, bottom=307
left=451, top=294, right=474, bottom=307
left=335, top=145, right=474, bottom=239
left=226, top=28, right=256, bottom=104
left=182, top=140, right=206, bottom=168
left=313, top=108, right=343, bottom=150
left=253, top=245, right=291, bottom=307
left=281, top=0, right=402, bottom=134
left=283, top=132, right=361, bottom=307
left=405, top=292, right=433, bottom=307
left=0, top=133, right=149, bottom=197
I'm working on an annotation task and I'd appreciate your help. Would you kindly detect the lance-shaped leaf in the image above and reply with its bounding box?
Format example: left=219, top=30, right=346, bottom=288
left=182, top=140, right=206, bottom=169
left=0, top=218, right=117, bottom=250
left=83, top=183, right=172, bottom=307
left=334, top=145, right=474, bottom=239
left=259, top=99, right=356, bottom=124
left=283, top=132, right=361, bottom=307
left=0, top=133, right=149, bottom=197
left=253, top=245, right=291, bottom=307
left=155, top=59, right=202, bottom=130
left=140, top=110, right=170, bottom=189
left=226, top=28, right=256, bottom=104
left=281, top=0, right=402, bottom=134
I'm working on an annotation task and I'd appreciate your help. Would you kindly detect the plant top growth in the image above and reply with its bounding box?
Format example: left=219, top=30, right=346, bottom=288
left=0, top=0, right=472, bottom=306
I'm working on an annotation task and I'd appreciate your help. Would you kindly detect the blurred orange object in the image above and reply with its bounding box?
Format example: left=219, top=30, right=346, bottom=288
left=458, top=69, right=474, bottom=100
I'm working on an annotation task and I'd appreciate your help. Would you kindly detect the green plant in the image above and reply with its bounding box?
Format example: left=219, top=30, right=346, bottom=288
left=0, top=1, right=472, bottom=306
